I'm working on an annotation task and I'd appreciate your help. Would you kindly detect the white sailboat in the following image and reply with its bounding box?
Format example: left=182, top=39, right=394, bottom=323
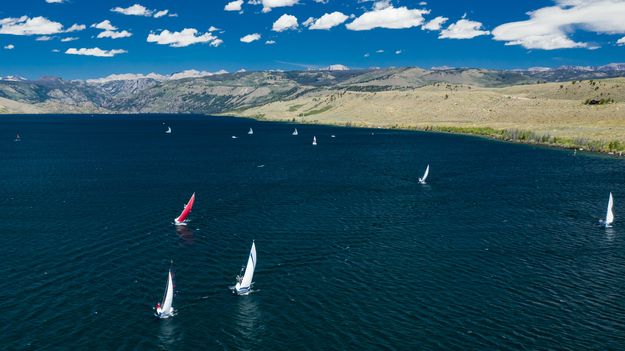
left=600, top=192, right=615, bottom=228
left=292, top=128, right=298, bottom=136
left=312, top=136, right=317, bottom=146
left=165, top=126, right=172, bottom=134
left=14, top=133, right=21, bottom=142
left=233, top=241, right=257, bottom=295
left=418, top=164, right=430, bottom=184
left=232, top=135, right=238, bottom=139
left=155, top=266, right=175, bottom=319
left=248, top=128, right=254, bottom=135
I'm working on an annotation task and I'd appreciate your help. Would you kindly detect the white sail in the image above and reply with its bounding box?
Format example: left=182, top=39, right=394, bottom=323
left=248, top=128, right=253, bottom=135
left=419, top=165, right=429, bottom=183
left=236, top=241, right=256, bottom=293
left=158, top=269, right=174, bottom=318
left=292, top=128, right=298, bottom=136
left=312, top=136, right=317, bottom=146
left=606, top=192, right=614, bottom=226
left=165, top=126, right=171, bottom=134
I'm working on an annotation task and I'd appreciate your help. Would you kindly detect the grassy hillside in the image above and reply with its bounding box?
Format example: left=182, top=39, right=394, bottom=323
left=234, top=78, right=625, bottom=152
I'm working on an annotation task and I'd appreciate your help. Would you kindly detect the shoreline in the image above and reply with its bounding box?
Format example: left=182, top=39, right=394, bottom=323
left=224, top=112, right=625, bottom=157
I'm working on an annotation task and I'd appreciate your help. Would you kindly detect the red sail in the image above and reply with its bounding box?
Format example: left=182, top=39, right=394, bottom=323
left=175, top=193, right=195, bottom=223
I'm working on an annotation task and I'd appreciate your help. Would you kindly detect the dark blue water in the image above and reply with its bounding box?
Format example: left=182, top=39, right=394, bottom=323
left=1, top=115, right=625, bottom=350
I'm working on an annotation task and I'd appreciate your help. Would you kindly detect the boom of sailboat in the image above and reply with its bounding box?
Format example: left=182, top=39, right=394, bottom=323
left=174, top=193, right=195, bottom=226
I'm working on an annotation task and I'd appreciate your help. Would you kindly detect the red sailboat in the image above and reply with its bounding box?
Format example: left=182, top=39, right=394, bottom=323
left=174, top=193, right=195, bottom=226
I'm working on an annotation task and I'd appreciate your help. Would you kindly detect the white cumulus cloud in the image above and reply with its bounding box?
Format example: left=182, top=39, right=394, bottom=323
left=66, top=24, right=86, bottom=32
left=65, top=47, right=127, bottom=57
left=154, top=10, right=169, bottom=18
left=45, top=0, right=65, bottom=3
left=422, top=16, right=448, bottom=31
left=272, top=14, right=298, bottom=32
left=265, top=40, right=276, bottom=44
left=346, top=6, right=429, bottom=31
left=240, top=33, right=261, bottom=43
left=261, top=0, right=299, bottom=13
left=61, top=37, right=78, bottom=42
left=492, top=0, right=625, bottom=50
left=92, top=20, right=116, bottom=31
left=439, top=18, right=489, bottom=39
left=92, top=20, right=131, bottom=39
left=225, top=0, right=244, bottom=11
left=307, top=12, right=348, bottom=30
left=111, top=4, right=152, bottom=16
left=0, top=16, right=84, bottom=35
left=147, top=28, right=222, bottom=47
left=98, top=30, right=132, bottom=39
left=111, top=3, right=171, bottom=18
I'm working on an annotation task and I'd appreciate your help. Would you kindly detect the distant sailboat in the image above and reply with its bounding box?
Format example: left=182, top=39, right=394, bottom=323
left=248, top=128, right=254, bottom=135
left=312, top=136, right=317, bottom=146
left=174, top=193, right=195, bottom=226
left=292, top=128, right=298, bottom=136
left=331, top=135, right=336, bottom=138
left=232, top=136, right=238, bottom=139
left=418, top=165, right=430, bottom=184
left=165, top=126, right=172, bottom=134
left=14, top=133, right=21, bottom=142
left=232, top=241, right=257, bottom=295
left=600, top=192, right=614, bottom=228
left=155, top=265, right=175, bottom=319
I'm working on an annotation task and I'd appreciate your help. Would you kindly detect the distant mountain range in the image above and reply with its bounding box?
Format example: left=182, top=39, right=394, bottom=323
left=2, top=64, right=625, bottom=114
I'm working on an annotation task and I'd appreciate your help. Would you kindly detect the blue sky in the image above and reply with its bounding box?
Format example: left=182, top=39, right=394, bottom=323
left=1, top=0, right=625, bottom=79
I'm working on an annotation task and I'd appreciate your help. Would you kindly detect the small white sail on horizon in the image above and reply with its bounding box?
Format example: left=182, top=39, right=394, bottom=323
left=312, top=136, right=317, bottom=146
left=602, top=192, right=614, bottom=228
left=292, top=128, right=298, bottom=136
left=248, top=128, right=254, bottom=135
left=419, top=164, right=430, bottom=184
left=14, top=133, right=21, bottom=142
left=155, top=267, right=175, bottom=319
left=233, top=241, right=257, bottom=295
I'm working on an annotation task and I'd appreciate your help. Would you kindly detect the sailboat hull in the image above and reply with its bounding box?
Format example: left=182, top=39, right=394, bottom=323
left=174, top=219, right=188, bottom=226
left=155, top=308, right=175, bottom=319
left=232, top=284, right=253, bottom=295
left=600, top=220, right=612, bottom=228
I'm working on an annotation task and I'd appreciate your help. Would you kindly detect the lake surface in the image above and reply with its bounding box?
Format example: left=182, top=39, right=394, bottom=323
left=1, top=115, right=625, bottom=350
